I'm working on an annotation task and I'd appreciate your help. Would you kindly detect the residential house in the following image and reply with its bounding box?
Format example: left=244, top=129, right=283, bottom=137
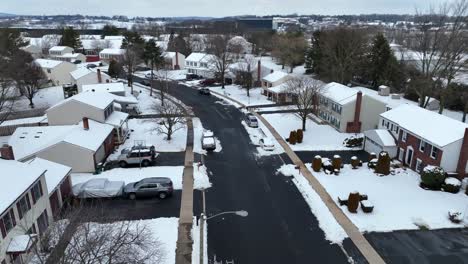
left=8, top=118, right=115, bottom=173
left=35, top=59, right=77, bottom=86
left=55, top=53, right=87, bottom=64
left=99, top=48, right=125, bottom=63
left=0, top=157, right=52, bottom=264
left=317, top=82, right=387, bottom=133
left=261, top=71, right=292, bottom=102
left=70, top=68, right=111, bottom=93
left=229, top=59, right=274, bottom=87
left=21, top=44, right=43, bottom=58
left=363, top=129, right=398, bottom=158
left=46, top=91, right=137, bottom=144
left=185, top=53, right=217, bottom=78
left=163, top=52, right=185, bottom=70
left=49, top=46, right=74, bottom=58
left=379, top=104, right=468, bottom=178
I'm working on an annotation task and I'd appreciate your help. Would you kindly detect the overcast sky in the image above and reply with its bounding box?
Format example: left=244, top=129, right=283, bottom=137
left=0, top=0, right=447, bottom=17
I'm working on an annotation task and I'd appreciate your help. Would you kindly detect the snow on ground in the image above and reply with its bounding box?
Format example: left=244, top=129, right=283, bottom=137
left=304, top=163, right=468, bottom=233
left=193, top=118, right=222, bottom=154
left=108, top=119, right=187, bottom=161
left=134, top=88, right=161, bottom=115
left=72, top=163, right=211, bottom=190
left=135, top=70, right=188, bottom=81
left=240, top=118, right=285, bottom=157
left=5, top=86, right=64, bottom=112
left=277, top=165, right=348, bottom=243
left=144, top=218, right=179, bottom=264
left=262, top=113, right=362, bottom=151
left=191, top=217, right=208, bottom=264
left=255, top=56, right=306, bottom=76
left=209, top=85, right=274, bottom=106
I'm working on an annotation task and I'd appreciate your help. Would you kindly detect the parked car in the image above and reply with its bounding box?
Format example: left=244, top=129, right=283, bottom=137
left=186, top=73, right=200, bottom=80
left=198, top=87, right=211, bottom=95
left=136, top=66, right=151, bottom=71
left=86, top=64, right=97, bottom=69
left=140, top=80, right=151, bottom=86
left=72, top=178, right=125, bottom=198
left=259, top=138, right=275, bottom=151
left=201, top=130, right=216, bottom=151
left=124, top=177, right=174, bottom=200
left=145, top=72, right=157, bottom=79
left=73, top=60, right=82, bottom=64
left=117, top=146, right=158, bottom=167
left=245, top=113, right=259, bottom=128
left=199, top=79, right=217, bottom=86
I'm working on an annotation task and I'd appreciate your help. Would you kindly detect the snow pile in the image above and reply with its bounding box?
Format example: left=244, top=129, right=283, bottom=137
left=277, top=165, right=348, bottom=244
left=240, top=120, right=285, bottom=157
left=445, top=177, right=461, bottom=186
left=108, top=118, right=187, bottom=161
left=191, top=217, right=208, bottom=264
left=209, top=85, right=274, bottom=106
left=263, top=113, right=363, bottom=151
left=306, top=163, right=467, bottom=232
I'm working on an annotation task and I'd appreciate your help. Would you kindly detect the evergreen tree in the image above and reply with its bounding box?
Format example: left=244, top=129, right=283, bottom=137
left=0, top=28, right=28, bottom=57
left=368, top=33, right=396, bottom=88
left=309, top=30, right=323, bottom=74
left=59, top=27, right=82, bottom=50
left=101, top=25, right=120, bottom=39
left=167, top=31, right=176, bottom=51
left=108, top=59, right=123, bottom=78
left=142, top=39, right=164, bottom=96
left=304, top=47, right=313, bottom=74
left=121, top=31, right=144, bottom=49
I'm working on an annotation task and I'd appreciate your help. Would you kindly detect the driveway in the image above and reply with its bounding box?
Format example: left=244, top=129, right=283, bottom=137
left=167, top=81, right=351, bottom=263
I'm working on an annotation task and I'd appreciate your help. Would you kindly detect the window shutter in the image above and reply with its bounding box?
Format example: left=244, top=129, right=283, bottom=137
left=0, top=218, right=6, bottom=238
left=10, top=210, right=16, bottom=227
left=17, top=203, right=23, bottom=220
left=32, top=189, right=37, bottom=204
left=38, top=180, right=43, bottom=196
left=26, top=193, right=31, bottom=210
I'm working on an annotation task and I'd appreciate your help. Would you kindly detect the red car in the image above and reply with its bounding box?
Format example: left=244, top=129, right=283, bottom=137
left=199, top=79, right=217, bottom=86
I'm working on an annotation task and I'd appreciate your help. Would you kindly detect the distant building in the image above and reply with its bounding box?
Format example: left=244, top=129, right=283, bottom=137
left=99, top=48, right=125, bottom=63
left=163, top=52, right=185, bottom=70
left=35, top=59, right=77, bottom=86
left=236, top=18, right=274, bottom=31
left=185, top=53, right=217, bottom=78
left=49, top=46, right=74, bottom=57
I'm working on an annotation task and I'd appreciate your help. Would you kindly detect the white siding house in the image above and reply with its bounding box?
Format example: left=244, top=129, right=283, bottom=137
left=49, top=46, right=74, bottom=57
left=35, top=59, right=77, bottom=86
left=99, top=49, right=125, bottom=63
left=70, top=68, right=111, bottom=92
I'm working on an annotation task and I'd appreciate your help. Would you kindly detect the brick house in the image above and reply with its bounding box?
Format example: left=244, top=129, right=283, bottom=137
left=379, top=104, right=468, bottom=178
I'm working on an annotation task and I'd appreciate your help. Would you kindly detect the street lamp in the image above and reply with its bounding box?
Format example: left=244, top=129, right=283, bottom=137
left=206, top=210, right=248, bottom=220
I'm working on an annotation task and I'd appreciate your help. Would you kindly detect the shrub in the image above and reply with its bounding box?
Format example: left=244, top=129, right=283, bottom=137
left=332, top=155, right=342, bottom=171
left=368, top=158, right=378, bottom=169
left=312, top=155, right=322, bottom=172
left=351, top=156, right=360, bottom=169
left=375, top=151, right=391, bottom=175
left=420, top=166, right=446, bottom=190
left=442, top=177, right=461, bottom=194
left=343, top=136, right=364, bottom=148
left=368, top=152, right=377, bottom=162
left=296, top=129, right=304, bottom=143
left=347, top=192, right=360, bottom=213
left=448, top=210, right=463, bottom=224
left=289, top=131, right=297, bottom=145
left=322, top=158, right=334, bottom=174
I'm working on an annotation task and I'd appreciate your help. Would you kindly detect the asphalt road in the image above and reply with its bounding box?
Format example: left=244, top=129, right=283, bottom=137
left=166, top=82, right=351, bottom=264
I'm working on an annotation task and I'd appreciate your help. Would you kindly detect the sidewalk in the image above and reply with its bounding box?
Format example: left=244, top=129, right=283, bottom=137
left=210, top=90, right=386, bottom=264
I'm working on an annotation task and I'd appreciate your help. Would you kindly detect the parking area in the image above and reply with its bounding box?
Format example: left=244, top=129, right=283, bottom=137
left=104, top=151, right=186, bottom=170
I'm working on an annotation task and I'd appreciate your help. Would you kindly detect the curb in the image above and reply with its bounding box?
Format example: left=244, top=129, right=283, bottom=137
left=210, top=89, right=386, bottom=264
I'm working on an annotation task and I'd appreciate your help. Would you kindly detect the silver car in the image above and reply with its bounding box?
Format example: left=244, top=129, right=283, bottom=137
left=117, top=146, right=158, bottom=167
left=245, top=113, right=259, bottom=128
left=123, top=177, right=174, bottom=200
left=201, top=130, right=216, bottom=151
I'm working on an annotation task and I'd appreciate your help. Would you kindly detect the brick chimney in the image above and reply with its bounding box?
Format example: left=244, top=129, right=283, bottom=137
left=354, top=91, right=363, bottom=123
left=175, top=52, right=179, bottom=70
left=97, top=69, right=102, bottom=83
left=83, top=117, right=89, bottom=130
left=0, top=144, right=15, bottom=160
left=456, top=128, right=468, bottom=179
left=257, top=60, right=261, bottom=82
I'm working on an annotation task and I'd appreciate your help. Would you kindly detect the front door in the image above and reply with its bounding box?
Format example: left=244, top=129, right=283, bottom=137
left=406, top=148, right=413, bottom=167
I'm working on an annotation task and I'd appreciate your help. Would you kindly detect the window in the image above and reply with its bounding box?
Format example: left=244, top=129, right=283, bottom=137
left=416, top=159, right=424, bottom=172
left=31, top=180, right=43, bottom=204
left=402, top=131, right=407, bottom=142
left=419, top=140, right=425, bottom=152
left=381, top=119, right=385, bottom=127
left=431, top=146, right=439, bottom=159
left=37, top=210, right=49, bottom=235
left=1, top=209, right=16, bottom=237
left=16, top=194, right=31, bottom=219
left=390, top=124, right=394, bottom=131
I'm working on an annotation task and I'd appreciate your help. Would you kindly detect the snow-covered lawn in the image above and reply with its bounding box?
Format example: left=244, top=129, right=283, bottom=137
left=4, top=86, right=64, bottom=112
left=72, top=164, right=211, bottom=190
left=209, top=85, right=274, bottom=106
left=262, top=113, right=362, bottom=151
left=277, top=165, right=348, bottom=243
left=135, top=70, right=188, bottom=81
left=240, top=114, right=284, bottom=156
left=193, top=118, right=222, bottom=154
left=299, top=163, right=467, bottom=233
left=108, top=118, right=187, bottom=160
left=133, top=88, right=161, bottom=115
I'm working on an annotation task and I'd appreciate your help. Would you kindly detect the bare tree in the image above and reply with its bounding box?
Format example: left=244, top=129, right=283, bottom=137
left=154, top=68, right=175, bottom=106
left=236, top=56, right=257, bottom=97
left=409, top=0, right=468, bottom=110
left=122, top=47, right=144, bottom=94
left=286, top=77, right=324, bottom=131
left=206, top=35, right=241, bottom=89
left=41, top=35, right=60, bottom=55
left=18, top=61, right=47, bottom=108
left=149, top=100, right=186, bottom=141
left=0, top=77, right=15, bottom=125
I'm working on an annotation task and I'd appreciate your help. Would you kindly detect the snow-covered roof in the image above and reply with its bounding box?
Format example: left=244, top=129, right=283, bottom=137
left=100, top=48, right=125, bottom=55
left=350, top=86, right=414, bottom=109
left=26, top=158, right=71, bottom=195
left=262, top=71, right=289, bottom=83
left=322, top=82, right=359, bottom=105
left=70, top=68, right=92, bottom=80
left=82, top=83, right=125, bottom=94
left=268, top=83, right=288, bottom=94
left=59, top=53, right=84, bottom=59
left=381, top=104, right=468, bottom=147
left=49, top=46, right=72, bottom=52
left=0, top=116, right=47, bottom=127
left=364, top=129, right=397, bottom=147
left=9, top=120, right=114, bottom=160
left=186, top=52, right=207, bottom=62
left=163, top=52, right=183, bottom=59
left=0, top=159, right=44, bottom=214
left=35, top=59, right=63, bottom=69
left=105, top=111, right=129, bottom=127
left=7, top=234, right=36, bottom=253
